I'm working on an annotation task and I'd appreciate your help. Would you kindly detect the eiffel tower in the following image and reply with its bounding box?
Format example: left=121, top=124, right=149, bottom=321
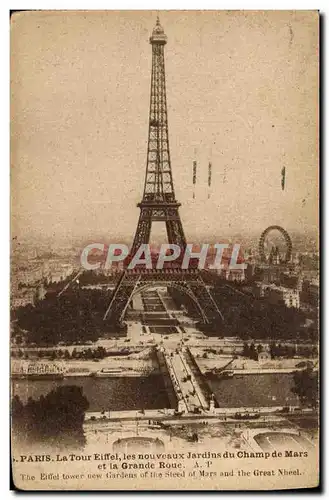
left=104, top=18, right=222, bottom=328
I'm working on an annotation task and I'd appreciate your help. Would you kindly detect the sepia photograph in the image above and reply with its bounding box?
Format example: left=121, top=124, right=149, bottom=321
left=10, top=9, right=319, bottom=490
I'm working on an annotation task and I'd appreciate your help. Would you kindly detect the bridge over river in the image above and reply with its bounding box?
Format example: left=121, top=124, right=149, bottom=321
left=156, top=346, right=212, bottom=414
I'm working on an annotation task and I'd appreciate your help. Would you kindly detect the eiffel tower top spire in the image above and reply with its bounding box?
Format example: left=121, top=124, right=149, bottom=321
left=150, top=16, right=167, bottom=44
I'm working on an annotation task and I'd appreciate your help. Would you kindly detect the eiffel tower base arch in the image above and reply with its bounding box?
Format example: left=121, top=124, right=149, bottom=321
left=104, top=268, right=223, bottom=328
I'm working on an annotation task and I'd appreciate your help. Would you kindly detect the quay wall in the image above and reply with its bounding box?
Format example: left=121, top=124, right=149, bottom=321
left=155, top=349, right=178, bottom=410
left=184, top=347, right=218, bottom=406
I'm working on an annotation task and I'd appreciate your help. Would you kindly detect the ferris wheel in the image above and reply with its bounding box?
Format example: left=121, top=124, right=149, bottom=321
left=259, top=225, right=292, bottom=264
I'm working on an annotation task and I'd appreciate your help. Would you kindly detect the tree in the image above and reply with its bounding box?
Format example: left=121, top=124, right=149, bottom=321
left=12, top=395, right=24, bottom=417
left=12, top=385, right=89, bottom=449
left=249, top=343, right=258, bottom=361
left=292, top=368, right=318, bottom=408
left=242, top=342, right=250, bottom=358
left=269, top=342, right=277, bottom=359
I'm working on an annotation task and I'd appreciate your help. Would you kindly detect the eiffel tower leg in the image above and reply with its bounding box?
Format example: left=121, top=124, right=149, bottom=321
left=131, top=211, right=152, bottom=254
left=168, top=279, right=222, bottom=325
left=104, top=272, right=140, bottom=326
left=166, top=217, right=186, bottom=248
left=188, top=280, right=224, bottom=325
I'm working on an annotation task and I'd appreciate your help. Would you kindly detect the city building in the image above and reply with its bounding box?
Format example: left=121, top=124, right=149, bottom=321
left=43, top=261, right=74, bottom=283
left=217, top=268, right=245, bottom=282
left=258, top=283, right=300, bottom=309
left=11, top=291, right=35, bottom=309
left=280, top=272, right=303, bottom=291
left=301, top=279, right=319, bottom=307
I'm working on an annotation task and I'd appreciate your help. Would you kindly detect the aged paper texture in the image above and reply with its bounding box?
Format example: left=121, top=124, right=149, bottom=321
left=10, top=10, right=319, bottom=490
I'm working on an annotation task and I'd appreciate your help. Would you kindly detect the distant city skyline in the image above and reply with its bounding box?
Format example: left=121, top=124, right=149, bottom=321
left=11, top=11, right=318, bottom=244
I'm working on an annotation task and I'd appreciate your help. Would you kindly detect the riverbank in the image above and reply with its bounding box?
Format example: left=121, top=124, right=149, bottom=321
left=11, top=355, right=160, bottom=379
left=192, top=353, right=317, bottom=375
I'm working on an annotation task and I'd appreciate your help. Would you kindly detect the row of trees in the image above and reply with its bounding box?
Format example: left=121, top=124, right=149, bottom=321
left=14, top=289, right=114, bottom=346
left=269, top=342, right=317, bottom=359
left=12, top=345, right=108, bottom=360
left=211, top=284, right=317, bottom=342
left=241, top=342, right=317, bottom=360
left=78, top=270, right=115, bottom=285
left=12, top=386, right=89, bottom=449
left=242, top=343, right=263, bottom=360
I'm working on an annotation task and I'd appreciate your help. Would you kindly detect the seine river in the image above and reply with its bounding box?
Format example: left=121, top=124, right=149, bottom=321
left=206, top=373, right=300, bottom=408
left=12, top=373, right=300, bottom=411
left=12, top=375, right=171, bottom=411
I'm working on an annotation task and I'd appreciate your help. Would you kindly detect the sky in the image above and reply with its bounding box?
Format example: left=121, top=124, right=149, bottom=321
left=11, top=10, right=319, bottom=245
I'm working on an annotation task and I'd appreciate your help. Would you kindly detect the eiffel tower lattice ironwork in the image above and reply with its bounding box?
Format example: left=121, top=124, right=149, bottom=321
left=104, top=18, right=223, bottom=327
